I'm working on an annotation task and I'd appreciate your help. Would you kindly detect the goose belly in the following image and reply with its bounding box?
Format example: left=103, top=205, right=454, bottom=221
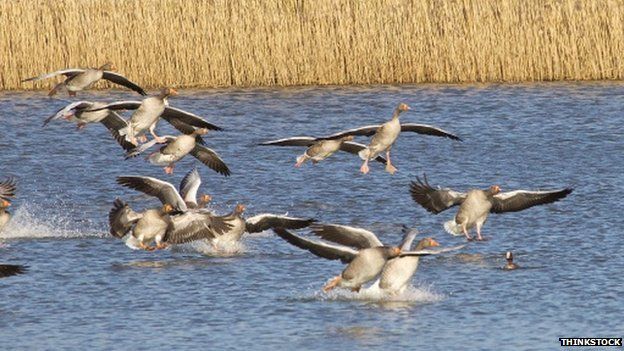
left=220, top=218, right=246, bottom=242
left=341, top=249, right=387, bottom=286
left=368, top=122, right=400, bottom=156
left=130, top=101, right=165, bottom=132
left=379, top=257, right=420, bottom=292
left=66, top=70, right=102, bottom=91
left=133, top=217, right=168, bottom=243
left=148, top=152, right=181, bottom=166
left=306, top=140, right=341, bottom=161
left=455, top=192, right=491, bottom=229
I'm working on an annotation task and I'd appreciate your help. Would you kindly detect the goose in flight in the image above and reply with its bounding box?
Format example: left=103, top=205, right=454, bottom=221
left=88, top=88, right=222, bottom=145
left=259, top=135, right=387, bottom=167
left=43, top=101, right=136, bottom=151
left=22, top=62, right=146, bottom=96
left=321, top=103, right=461, bottom=174
left=125, top=128, right=230, bottom=176
left=409, top=174, right=573, bottom=241
left=0, top=177, right=16, bottom=232
left=109, top=200, right=176, bottom=250
left=274, top=225, right=462, bottom=292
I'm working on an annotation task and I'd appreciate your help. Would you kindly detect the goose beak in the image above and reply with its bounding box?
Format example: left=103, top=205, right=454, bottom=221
left=1, top=200, right=10, bottom=207
left=430, top=239, right=440, bottom=247
left=392, top=247, right=401, bottom=256
left=169, top=88, right=179, bottom=96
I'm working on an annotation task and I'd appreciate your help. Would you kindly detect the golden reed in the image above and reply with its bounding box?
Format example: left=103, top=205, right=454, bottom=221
left=2, top=0, right=623, bottom=90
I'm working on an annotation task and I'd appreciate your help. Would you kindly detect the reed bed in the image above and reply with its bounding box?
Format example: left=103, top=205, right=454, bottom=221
left=1, top=0, right=624, bottom=90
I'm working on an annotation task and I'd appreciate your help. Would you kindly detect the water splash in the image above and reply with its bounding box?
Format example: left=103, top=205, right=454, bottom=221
left=172, top=239, right=247, bottom=256
left=0, top=203, right=103, bottom=239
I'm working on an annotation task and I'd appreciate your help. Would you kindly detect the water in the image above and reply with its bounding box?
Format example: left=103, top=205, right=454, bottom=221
left=0, top=83, right=622, bottom=350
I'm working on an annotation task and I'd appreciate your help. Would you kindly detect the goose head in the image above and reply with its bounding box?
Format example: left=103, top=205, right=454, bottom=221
left=159, top=87, right=178, bottom=99
left=198, top=194, right=212, bottom=207
left=0, top=200, right=10, bottom=210
left=234, top=204, right=246, bottom=215
left=489, top=185, right=501, bottom=195
left=384, top=246, right=402, bottom=258
left=161, top=203, right=174, bottom=214
left=393, top=103, right=411, bottom=118
left=193, top=128, right=209, bottom=136
left=99, top=62, right=115, bottom=71
left=415, top=237, right=440, bottom=250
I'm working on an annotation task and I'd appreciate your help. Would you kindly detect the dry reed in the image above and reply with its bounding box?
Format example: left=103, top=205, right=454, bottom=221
left=1, top=0, right=623, bottom=90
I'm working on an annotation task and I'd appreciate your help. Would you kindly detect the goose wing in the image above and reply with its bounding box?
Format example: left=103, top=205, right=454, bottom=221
left=116, top=176, right=188, bottom=212
left=43, top=101, right=93, bottom=126
left=400, top=123, right=462, bottom=141
left=319, top=125, right=382, bottom=139
left=0, top=264, right=27, bottom=278
left=101, top=71, right=146, bottom=95
left=86, top=101, right=143, bottom=112
left=0, top=177, right=16, bottom=201
left=190, top=145, right=230, bottom=176
left=179, top=167, right=202, bottom=206
left=162, top=107, right=222, bottom=131
left=22, top=69, right=84, bottom=82
left=108, top=198, right=142, bottom=238
left=100, top=111, right=136, bottom=151
left=164, top=210, right=231, bottom=244
left=309, top=223, right=383, bottom=249
left=339, top=141, right=387, bottom=164
left=400, top=244, right=466, bottom=257
left=124, top=136, right=176, bottom=159
left=258, top=137, right=316, bottom=147
left=409, top=174, right=467, bottom=214
left=245, top=214, right=315, bottom=234
left=273, top=228, right=358, bottom=263
left=490, top=188, right=573, bottom=214
left=399, top=227, right=419, bottom=251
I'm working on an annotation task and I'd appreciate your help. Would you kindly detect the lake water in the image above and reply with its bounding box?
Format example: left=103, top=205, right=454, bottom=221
left=0, top=83, right=622, bottom=350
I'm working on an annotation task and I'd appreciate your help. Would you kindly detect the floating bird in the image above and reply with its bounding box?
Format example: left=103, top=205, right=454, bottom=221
left=409, top=174, right=573, bottom=241
left=43, top=101, right=135, bottom=151
left=503, top=251, right=519, bottom=270
left=125, top=129, right=230, bottom=176
left=87, top=88, right=221, bottom=145
left=0, top=177, right=16, bottom=232
left=22, top=62, right=146, bottom=96
left=320, top=103, right=461, bottom=174
left=274, top=225, right=461, bottom=292
left=0, top=264, right=26, bottom=278
left=259, top=135, right=386, bottom=167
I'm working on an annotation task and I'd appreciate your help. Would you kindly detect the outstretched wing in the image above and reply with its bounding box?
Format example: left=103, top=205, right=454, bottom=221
left=0, top=177, right=16, bottom=201
left=409, top=174, right=466, bottom=214
left=190, top=145, right=230, bottom=176
left=339, top=141, right=387, bottom=164
left=124, top=136, right=176, bottom=159
left=309, top=223, right=383, bottom=249
left=400, top=123, right=462, bottom=141
left=273, top=228, right=358, bottom=264
left=0, top=264, right=27, bottom=278
left=86, top=101, right=143, bottom=112
left=99, top=111, right=136, bottom=152
left=258, top=137, right=316, bottom=147
left=245, top=214, right=315, bottom=234
left=490, top=188, right=573, bottom=214
left=116, top=176, right=188, bottom=212
left=108, top=198, right=142, bottom=238
left=22, top=69, right=84, bottom=82
left=161, top=107, right=222, bottom=131
left=319, top=125, right=382, bottom=139
left=164, top=211, right=231, bottom=244
left=179, top=167, right=202, bottom=206
left=43, top=101, right=93, bottom=126
left=101, top=71, right=146, bottom=95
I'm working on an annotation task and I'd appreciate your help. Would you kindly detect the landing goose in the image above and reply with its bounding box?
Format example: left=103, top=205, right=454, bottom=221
left=0, top=264, right=26, bottom=278
left=409, top=174, right=573, bottom=241
left=125, top=129, right=230, bottom=176
left=87, top=88, right=221, bottom=145
left=109, top=200, right=175, bottom=250
left=321, top=103, right=461, bottom=174
left=43, top=101, right=135, bottom=151
left=0, top=177, right=16, bottom=232
left=274, top=225, right=460, bottom=292
left=22, top=62, right=146, bottom=96
left=259, top=135, right=386, bottom=167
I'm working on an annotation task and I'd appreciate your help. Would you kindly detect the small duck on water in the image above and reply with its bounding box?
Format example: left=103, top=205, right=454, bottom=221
left=503, top=251, right=519, bottom=270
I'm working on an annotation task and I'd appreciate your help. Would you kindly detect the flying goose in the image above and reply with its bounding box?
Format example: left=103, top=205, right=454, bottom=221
left=274, top=225, right=461, bottom=292
left=503, top=251, right=519, bottom=270
left=109, top=200, right=175, bottom=250
left=22, top=62, right=146, bottom=96
left=259, top=135, right=387, bottom=167
left=87, top=88, right=221, bottom=145
left=320, top=103, right=461, bottom=174
left=125, top=129, right=230, bottom=176
left=43, top=101, right=135, bottom=151
left=0, top=264, right=27, bottom=278
left=0, top=178, right=16, bottom=232
left=409, top=175, right=573, bottom=241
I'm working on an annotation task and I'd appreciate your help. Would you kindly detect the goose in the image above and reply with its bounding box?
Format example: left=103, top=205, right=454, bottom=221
left=320, top=103, right=461, bottom=174
left=409, top=174, right=573, bottom=241
left=0, top=177, right=16, bottom=232
left=22, top=62, right=146, bottom=96
left=43, top=101, right=135, bottom=151
left=259, top=135, right=387, bottom=167
left=503, top=251, right=519, bottom=270
left=87, top=88, right=222, bottom=145
left=109, top=200, right=174, bottom=250
left=274, top=225, right=461, bottom=292
left=0, top=264, right=26, bottom=278
left=125, top=129, right=230, bottom=176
